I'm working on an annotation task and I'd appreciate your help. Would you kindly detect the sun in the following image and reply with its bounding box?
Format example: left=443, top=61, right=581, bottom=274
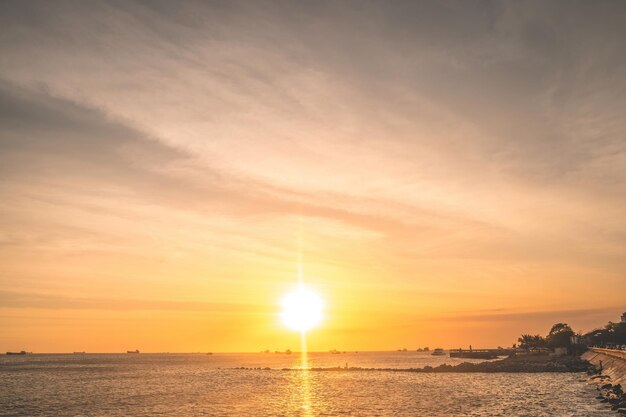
left=280, top=284, right=324, bottom=332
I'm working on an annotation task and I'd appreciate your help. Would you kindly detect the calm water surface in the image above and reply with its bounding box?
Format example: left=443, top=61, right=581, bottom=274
left=0, top=352, right=610, bottom=416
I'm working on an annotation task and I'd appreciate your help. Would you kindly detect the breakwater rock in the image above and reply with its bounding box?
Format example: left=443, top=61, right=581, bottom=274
left=425, top=354, right=590, bottom=373
left=248, top=354, right=590, bottom=373
left=585, top=349, right=626, bottom=413
left=589, top=377, right=626, bottom=413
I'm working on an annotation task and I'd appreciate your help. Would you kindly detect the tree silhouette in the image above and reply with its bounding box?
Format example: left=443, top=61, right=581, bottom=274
left=546, top=323, right=574, bottom=348
left=584, top=321, right=626, bottom=347
left=517, top=334, right=546, bottom=349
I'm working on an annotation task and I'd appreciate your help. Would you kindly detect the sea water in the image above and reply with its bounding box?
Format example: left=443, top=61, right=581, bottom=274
left=0, top=352, right=611, bottom=416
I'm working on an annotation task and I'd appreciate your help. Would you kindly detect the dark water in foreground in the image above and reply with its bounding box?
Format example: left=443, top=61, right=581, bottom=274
left=0, top=352, right=611, bottom=416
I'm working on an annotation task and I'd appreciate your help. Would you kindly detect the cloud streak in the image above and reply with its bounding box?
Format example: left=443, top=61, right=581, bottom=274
left=0, top=290, right=270, bottom=313
left=0, top=0, right=624, bottom=351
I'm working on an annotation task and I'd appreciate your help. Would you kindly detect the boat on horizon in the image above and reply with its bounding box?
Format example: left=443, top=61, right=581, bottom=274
left=6, top=351, right=30, bottom=355
left=431, top=348, right=446, bottom=356
left=73, top=351, right=86, bottom=354
left=127, top=350, right=140, bottom=354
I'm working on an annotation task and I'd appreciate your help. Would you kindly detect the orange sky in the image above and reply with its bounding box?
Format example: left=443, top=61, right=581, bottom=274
left=0, top=1, right=625, bottom=352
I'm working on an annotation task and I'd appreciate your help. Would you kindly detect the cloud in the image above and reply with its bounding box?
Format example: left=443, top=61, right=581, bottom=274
left=0, top=290, right=270, bottom=313
left=0, top=84, right=504, bottom=260
left=435, top=306, right=624, bottom=324
left=0, top=82, right=184, bottom=180
left=1, top=1, right=624, bottom=257
left=0, top=1, right=625, bottom=350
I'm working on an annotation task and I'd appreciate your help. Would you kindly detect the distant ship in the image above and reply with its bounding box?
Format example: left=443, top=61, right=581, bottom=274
left=6, top=351, right=30, bottom=355
left=73, top=351, right=86, bottom=354
left=431, top=348, right=446, bottom=356
left=127, top=350, right=140, bottom=354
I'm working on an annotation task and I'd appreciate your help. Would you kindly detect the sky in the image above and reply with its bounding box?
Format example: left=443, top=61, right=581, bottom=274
left=0, top=0, right=625, bottom=353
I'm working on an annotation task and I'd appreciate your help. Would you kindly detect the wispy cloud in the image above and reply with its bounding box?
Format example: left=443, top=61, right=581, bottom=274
left=0, top=290, right=270, bottom=313
left=0, top=0, right=624, bottom=350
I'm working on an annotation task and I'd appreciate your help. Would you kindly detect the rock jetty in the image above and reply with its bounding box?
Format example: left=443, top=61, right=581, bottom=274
left=233, top=354, right=591, bottom=373
left=299, top=354, right=590, bottom=373
left=590, top=376, right=626, bottom=413
left=584, top=348, right=626, bottom=413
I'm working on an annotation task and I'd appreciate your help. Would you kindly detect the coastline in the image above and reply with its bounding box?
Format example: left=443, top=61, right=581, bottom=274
left=3, top=351, right=616, bottom=416
left=584, top=349, right=626, bottom=413
left=231, top=353, right=592, bottom=373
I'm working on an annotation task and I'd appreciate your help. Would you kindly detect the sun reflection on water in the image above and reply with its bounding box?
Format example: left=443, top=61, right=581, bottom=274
left=299, top=330, right=312, bottom=416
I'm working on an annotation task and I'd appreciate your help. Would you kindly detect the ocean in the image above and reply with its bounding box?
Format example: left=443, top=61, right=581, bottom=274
left=0, top=352, right=611, bottom=416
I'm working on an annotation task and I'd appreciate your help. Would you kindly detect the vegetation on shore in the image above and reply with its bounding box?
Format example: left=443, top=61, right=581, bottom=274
left=517, top=323, right=577, bottom=350
left=516, top=317, right=626, bottom=351
left=585, top=320, right=626, bottom=348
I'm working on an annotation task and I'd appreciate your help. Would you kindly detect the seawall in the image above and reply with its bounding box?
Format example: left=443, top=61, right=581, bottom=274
left=582, top=348, right=626, bottom=385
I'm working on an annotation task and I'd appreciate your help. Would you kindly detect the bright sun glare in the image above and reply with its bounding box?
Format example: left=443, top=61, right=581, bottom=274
left=281, top=285, right=324, bottom=332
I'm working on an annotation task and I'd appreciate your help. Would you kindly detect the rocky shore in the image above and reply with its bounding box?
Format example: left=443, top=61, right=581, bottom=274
left=583, top=348, right=626, bottom=413
left=590, top=375, right=626, bottom=413
left=233, top=353, right=591, bottom=373
left=234, top=352, right=626, bottom=412
left=298, top=354, right=591, bottom=373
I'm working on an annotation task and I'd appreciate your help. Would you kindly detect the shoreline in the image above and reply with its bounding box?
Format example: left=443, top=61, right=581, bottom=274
left=232, top=354, right=592, bottom=373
